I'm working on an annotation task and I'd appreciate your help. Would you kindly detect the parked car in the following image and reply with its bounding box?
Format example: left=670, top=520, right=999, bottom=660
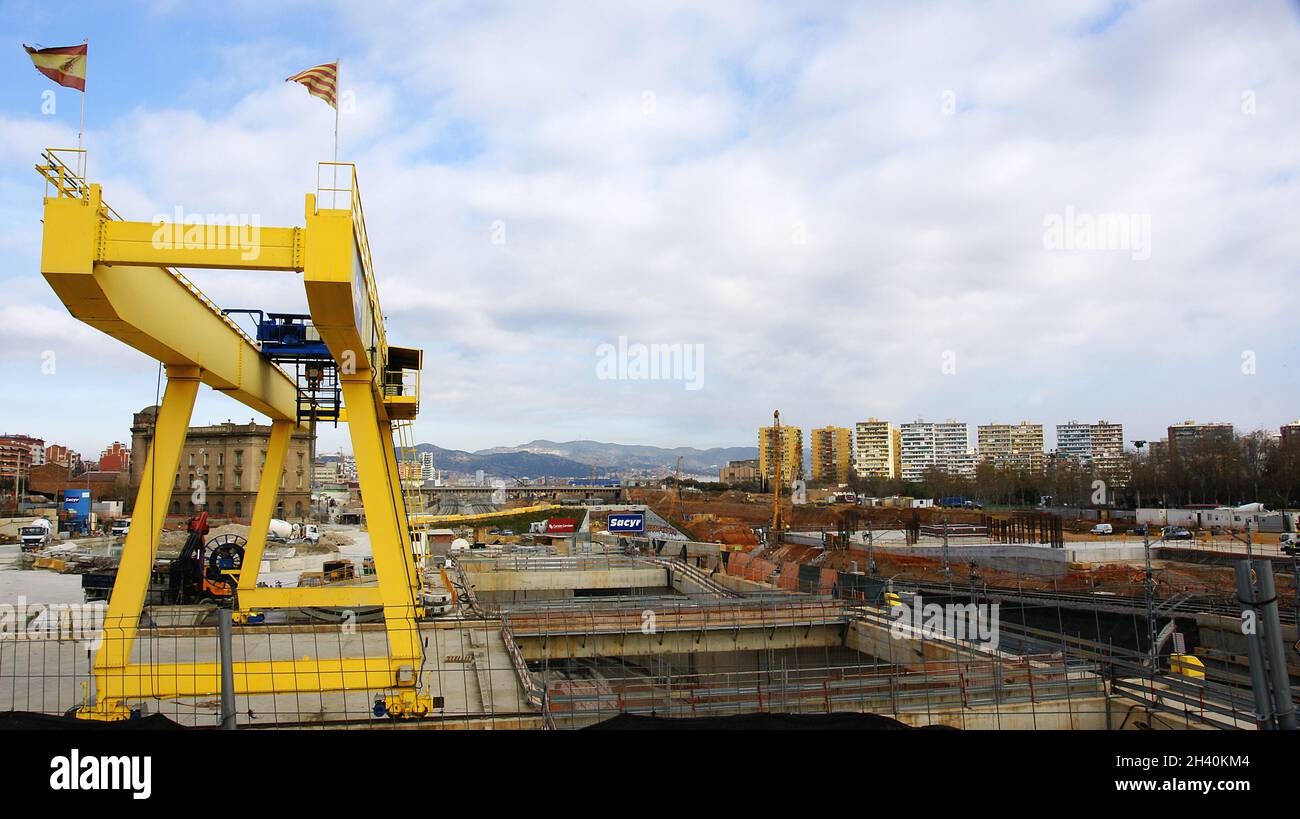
left=1131, top=524, right=1150, bottom=537
left=1162, top=526, right=1194, bottom=540
left=1090, top=523, right=1113, bottom=536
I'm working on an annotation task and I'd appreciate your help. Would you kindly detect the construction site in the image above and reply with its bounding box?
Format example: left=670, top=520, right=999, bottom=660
left=0, top=148, right=1295, bottom=734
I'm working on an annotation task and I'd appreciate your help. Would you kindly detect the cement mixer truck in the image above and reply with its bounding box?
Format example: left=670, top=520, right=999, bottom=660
left=267, top=518, right=296, bottom=541
left=267, top=519, right=321, bottom=544
left=19, top=518, right=52, bottom=550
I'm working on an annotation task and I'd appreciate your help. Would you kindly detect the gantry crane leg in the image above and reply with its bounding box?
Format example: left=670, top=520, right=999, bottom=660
left=337, top=375, right=432, bottom=716
left=236, top=418, right=293, bottom=592
left=87, top=365, right=200, bottom=717
left=378, top=414, right=422, bottom=601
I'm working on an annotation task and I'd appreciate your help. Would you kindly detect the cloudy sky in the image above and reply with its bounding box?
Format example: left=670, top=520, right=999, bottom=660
left=2, top=0, right=1299, bottom=459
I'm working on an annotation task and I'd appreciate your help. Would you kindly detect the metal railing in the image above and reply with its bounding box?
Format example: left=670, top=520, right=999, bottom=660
left=382, top=367, right=420, bottom=399
left=500, top=623, right=545, bottom=712
left=458, top=554, right=648, bottom=573
left=36, top=148, right=90, bottom=199
left=315, top=162, right=389, bottom=373
left=35, top=148, right=269, bottom=357
left=502, top=596, right=846, bottom=638
left=640, top=554, right=738, bottom=597
left=540, top=654, right=1103, bottom=728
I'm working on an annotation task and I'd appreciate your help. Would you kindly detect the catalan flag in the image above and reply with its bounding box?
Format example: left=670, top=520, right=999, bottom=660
left=24, top=43, right=87, bottom=91
left=286, top=61, right=339, bottom=108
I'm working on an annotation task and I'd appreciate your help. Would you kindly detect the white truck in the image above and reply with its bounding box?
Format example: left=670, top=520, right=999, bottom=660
left=19, top=518, right=52, bottom=550
left=110, top=518, right=131, bottom=537
left=268, top=519, right=321, bottom=543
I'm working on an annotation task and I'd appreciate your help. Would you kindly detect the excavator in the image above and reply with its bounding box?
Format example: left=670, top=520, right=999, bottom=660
left=167, top=512, right=245, bottom=605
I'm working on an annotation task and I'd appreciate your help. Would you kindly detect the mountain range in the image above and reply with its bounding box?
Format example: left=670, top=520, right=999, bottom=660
left=409, top=439, right=758, bottom=478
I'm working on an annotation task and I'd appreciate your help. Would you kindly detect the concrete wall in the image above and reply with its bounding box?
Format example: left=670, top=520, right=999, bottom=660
left=464, top=567, right=668, bottom=593
left=875, top=543, right=1074, bottom=576
left=514, top=623, right=845, bottom=661
left=1194, top=612, right=1299, bottom=676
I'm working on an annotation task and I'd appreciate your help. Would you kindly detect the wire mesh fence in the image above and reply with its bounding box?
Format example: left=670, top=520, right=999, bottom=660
left=0, top=604, right=539, bottom=728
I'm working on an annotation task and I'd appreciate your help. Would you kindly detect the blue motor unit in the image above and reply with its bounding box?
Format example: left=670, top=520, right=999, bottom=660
left=224, top=310, right=332, bottom=359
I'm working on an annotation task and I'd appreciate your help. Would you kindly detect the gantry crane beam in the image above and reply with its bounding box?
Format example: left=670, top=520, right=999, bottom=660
left=93, top=220, right=303, bottom=271
left=38, top=184, right=300, bottom=421
left=36, top=149, right=433, bottom=721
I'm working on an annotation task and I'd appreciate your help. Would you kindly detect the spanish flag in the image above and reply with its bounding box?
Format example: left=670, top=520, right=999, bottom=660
left=286, top=61, right=338, bottom=109
left=24, top=43, right=87, bottom=91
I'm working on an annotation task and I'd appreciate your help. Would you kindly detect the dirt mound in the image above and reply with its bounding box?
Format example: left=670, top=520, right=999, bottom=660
left=294, top=540, right=337, bottom=555
left=319, top=530, right=354, bottom=547
left=156, top=529, right=190, bottom=556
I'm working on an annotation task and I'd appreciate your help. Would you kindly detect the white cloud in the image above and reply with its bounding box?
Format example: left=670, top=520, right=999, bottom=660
left=3, top=0, right=1299, bottom=455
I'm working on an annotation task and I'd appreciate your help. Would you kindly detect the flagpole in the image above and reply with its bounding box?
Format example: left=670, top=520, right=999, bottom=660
left=334, top=58, right=340, bottom=164
left=333, top=58, right=340, bottom=208
left=78, top=38, right=87, bottom=177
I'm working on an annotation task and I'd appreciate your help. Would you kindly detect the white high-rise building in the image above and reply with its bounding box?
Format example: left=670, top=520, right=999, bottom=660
left=417, top=451, right=436, bottom=481
left=1054, top=420, right=1127, bottom=486
left=900, top=420, right=972, bottom=482
left=1055, top=421, right=1093, bottom=463
left=934, top=420, right=971, bottom=477
left=899, top=421, right=937, bottom=482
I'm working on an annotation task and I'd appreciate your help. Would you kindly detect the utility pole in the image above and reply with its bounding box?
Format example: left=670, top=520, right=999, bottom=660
left=1234, top=560, right=1275, bottom=728
left=1143, top=527, right=1157, bottom=668
left=941, top=516, right=950, bottom=577
left=866, top=518, right=877, bottom=575
left=1255, top=561, right=1298, bottom=730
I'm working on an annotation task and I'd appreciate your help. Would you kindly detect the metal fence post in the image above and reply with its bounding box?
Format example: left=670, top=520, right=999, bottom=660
left=218, top=607, right=236, bottom=729
left=1254, top=561, right=1297, bottom=730
left=1233, top=560, right=1274, bottom=729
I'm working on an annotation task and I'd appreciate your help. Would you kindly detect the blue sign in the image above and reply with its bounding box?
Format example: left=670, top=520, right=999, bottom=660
left=607, top=513, right=645, bottom=533
left=62, top=489, right=91, bottom=518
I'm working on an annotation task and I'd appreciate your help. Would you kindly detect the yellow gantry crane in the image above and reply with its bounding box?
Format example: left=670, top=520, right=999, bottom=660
left=36, top=148, right=434, bottom=720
